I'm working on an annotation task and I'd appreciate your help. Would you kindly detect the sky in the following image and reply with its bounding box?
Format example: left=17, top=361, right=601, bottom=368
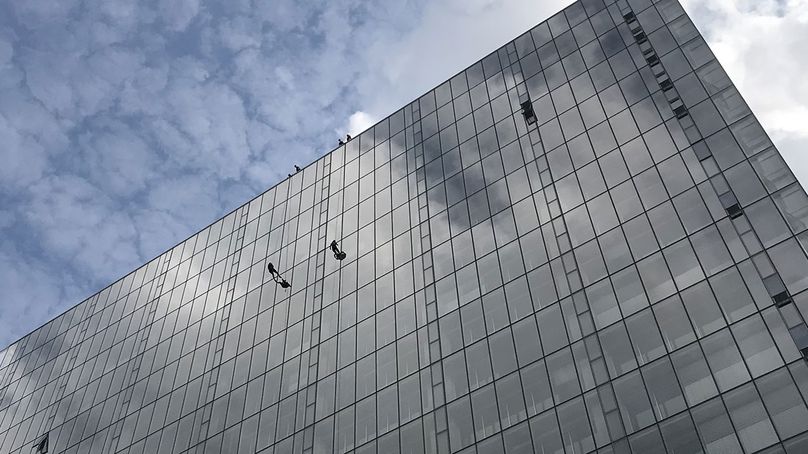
left=0, top=0, right=806, bottom=349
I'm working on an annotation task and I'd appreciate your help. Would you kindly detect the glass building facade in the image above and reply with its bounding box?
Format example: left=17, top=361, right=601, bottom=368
left=3, top=0, right=808, bottom=453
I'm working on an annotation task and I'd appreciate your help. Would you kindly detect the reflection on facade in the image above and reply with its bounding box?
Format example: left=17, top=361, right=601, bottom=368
left=3, top=0, right=808, bottom=453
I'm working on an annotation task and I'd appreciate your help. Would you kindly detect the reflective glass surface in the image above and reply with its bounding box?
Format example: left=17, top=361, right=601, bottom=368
left=2, top=1, right=808, bottom=453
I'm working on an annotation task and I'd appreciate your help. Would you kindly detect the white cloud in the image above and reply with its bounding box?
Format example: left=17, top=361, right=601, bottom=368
left=350, top=0, right=573, bottom=119
left=24, top=175, right=141, bottom=279
left=0, top=39, right=12, bottom=66
left=0, top=114, right=48, bottom=188
left=682, top=0, right=808, bottom=185
left=0, top=242, right=78, bottom=347
left=347, top=111, right=376, bottom=136
left=158, top=0, right=201, bottom=32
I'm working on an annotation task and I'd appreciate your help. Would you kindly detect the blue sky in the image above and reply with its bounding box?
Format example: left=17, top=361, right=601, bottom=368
left=0, top=0, right=806, bottom=348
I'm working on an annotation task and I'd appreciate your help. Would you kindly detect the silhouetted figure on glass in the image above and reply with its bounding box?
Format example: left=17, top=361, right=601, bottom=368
left=35, top=434, right=48, bottom=454
left=294, top=165, right=301, bottom=172
left=330, top=240, right=347, bottom=261
left=338, top=139, right=345, bottom=146
left=346, top=134, right=352, bottom=141
left=267, top=262, right=291, bottom=288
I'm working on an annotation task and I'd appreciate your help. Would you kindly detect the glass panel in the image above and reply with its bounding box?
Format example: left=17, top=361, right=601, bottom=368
left=710, top=267, right=756, bottom=323
left=660, top=412, right=705, bottom=454
left=732, top=315, right=783, bottom=378
left=599, top=322, right=637, bottom=378
left=690, top=226, right=732, bottom=277
left=547, top=348, right=581, bottom=403
left=770, top=239, right=808, bottom=294
left=557, top=397, right=595, bottom=454
left=496, top=373, right=527, bottom=429
left=471, top=385, right=501, bottom=440
left=664, top=239, right=705, bottom=290
left=443, top=351, right=469, bottom=401
left=521, top=360, right=553, bottom=417
left=448, top=397, right=475, bottom=451
left=723, top=383, right=778, bottom=453
left=642, top=358, right=687, bottom=420
left=529, top=410, right=564, bottom=454
left=612, top=265, right=649, bottom=317
left=692, top=398, right=743, bottom=454
left=753, top=368, right=808, bottom=444
left=637, top=253, right=676, bottom=303
left=538, top=304, right=569, bottom=354
left=629, top=426, right=666, bottom=453
left=654, top=295, right=696, bottom=351
left=671, top=344, right=718, bottom=406
left=613, top=371, right=655, bottom=433
left=700, top=328, right=749, bottom=392
left=773, top=184, right=808, bottom=234
left=681, top=281, right=726, bottom=338
left=625, top=309, right=666, bottom=365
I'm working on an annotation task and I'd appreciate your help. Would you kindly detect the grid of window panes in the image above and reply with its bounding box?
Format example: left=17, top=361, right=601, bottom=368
left=3, top=0, right=808, bottom=453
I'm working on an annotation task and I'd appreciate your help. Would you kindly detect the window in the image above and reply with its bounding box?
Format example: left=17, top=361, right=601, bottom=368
left=724, top=162, right=766, bottom=205
left=689, top=100, right=724, bottom=138
left=700, top=329, right=749, bottom=392
left=466, top=340, right=494, bottom=390
left=653, top=295, right=696, bottom=351
left=377, top=385, right=399, bottom=434
left=750, top=148, right=795, bottom=192
left=356, top=395, right=377, bottom=445
left=663, top=240, right=705, bottom=290
left=547, top=348, right=581, bottom=402
left=626, top=309, right=666, bottom=365
left=710, top=267, right=755, bottom=323
left=635, top=168, right=669, bottom=211
left=490, top=328, right=518, bottom=379
left=756, top=368, right=808, bottom=439
left=461, top=300, right=486, bottom=346
left=673, top=188, right=712, bottom=234
left=471, top=385, right=501, bottom=439
left=529, top=410, right=564, bottom=454
left=691, top=398, right=743, bottom=454
left=770, top=239, right=808, bottom=294
left=599, top=322, right=637, bottom=378
left=612, top=266, right=649, bottom=317
left=637, top=253, right=676, bottom=303
left=614, top=371, right=655, bottom=433
left=521, top=360, right=553, bottom=416
left=587, top=193, right=618, bottom=235
left=671, top=344, right=718, bottom=406
left=513, top=316, right=542, bottom=366
left=538, top=304, right=569, bottom=354
left=496, top=373, right=527, bottom=428
left=660, top=412, right=703, bottom=454
left=648, top=202, right=685, bottom=248
left=745, top=197, right=791, bottom=247
left=443, top=351, right=469, bottom=401
left=773, top=184, right=808, bottom=234
left=641, top=358, right=686, bottom=419
left=557, top=398, right=595, bottom=454
left=690, top=226, right=732, bottom=277
left=681, top=281, right=726, bottom=338
left=621, top=137, right=653, bottom=178
left=732, top=315, right=783, bottom=377
left=723, top=383, right=778, bottom=453
left=447, top=397, right=474, bottom=451
left=399, top=374, right=421, bottom=424
left=624, top=214, right=658, bottom=260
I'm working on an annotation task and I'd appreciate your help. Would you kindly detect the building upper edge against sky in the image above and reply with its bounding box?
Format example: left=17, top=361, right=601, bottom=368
left=0, top=1, right=588, bottom=355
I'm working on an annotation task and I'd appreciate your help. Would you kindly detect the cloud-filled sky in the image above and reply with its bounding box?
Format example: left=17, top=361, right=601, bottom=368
left=0, top=0, right=806, bottom=348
